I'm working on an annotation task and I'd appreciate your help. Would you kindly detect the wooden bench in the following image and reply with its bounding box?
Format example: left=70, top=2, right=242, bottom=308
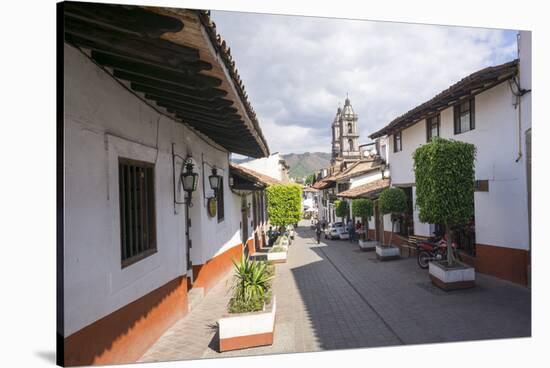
left=401, top=235, right=430, bottom=257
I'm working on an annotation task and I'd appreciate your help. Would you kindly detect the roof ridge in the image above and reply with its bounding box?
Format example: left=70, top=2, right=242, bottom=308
left=369, top=59, right=519, bottom=138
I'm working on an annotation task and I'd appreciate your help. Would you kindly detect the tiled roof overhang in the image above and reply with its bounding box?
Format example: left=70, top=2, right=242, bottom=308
left=63, top=2, right=269, bottom=158
left=369, top=60, right=519, bottom=139
left=337, top=178, right=390, bottom=199
left=229, top=163, right=280, bottom=190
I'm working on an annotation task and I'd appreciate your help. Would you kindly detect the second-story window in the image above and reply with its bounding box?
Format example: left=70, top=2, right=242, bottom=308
left=427, top=114, right=440, bottom=141
left=393, top=131, right=402, bottom=152
left=454, top=98, right=475, bottom=134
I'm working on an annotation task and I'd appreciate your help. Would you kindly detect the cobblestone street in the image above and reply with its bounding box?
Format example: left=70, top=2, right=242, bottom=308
left=139, top=221, right=531, bottom=363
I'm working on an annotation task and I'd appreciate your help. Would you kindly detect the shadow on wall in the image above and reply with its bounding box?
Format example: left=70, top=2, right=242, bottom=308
left=63, top=276, right=188, bottom=366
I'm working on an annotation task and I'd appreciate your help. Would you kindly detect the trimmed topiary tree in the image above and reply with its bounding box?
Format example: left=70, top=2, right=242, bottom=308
left=334, top=199, right=349, bottom=221
left=378, top=187, right=407, bottom=247
left=352, top=198, right=373, bottom=240
left=266, top=184, right=302, bottom=232
left=413, top=137, right=476, bottom=266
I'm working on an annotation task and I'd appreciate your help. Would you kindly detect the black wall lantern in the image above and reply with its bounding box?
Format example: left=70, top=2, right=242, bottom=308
left=208, top=167, right=221, bottom=196
left=181, top=160, right=198, bottom=206
left=172, top=144, right=198, bottom=208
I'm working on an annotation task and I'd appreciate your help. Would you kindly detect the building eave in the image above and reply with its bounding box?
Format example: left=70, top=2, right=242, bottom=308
left=63, top=2, right=269, bottom=158
left=369, top=59, right=519, bottom=139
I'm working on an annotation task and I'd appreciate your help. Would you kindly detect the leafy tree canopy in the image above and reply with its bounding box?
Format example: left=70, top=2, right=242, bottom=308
left=304, top=173, right=316, bottom=186
left=266, top=184, right=302, bottom=227
left=413, top=137, right=475, bottom=226
left=379, top=187, right=407, bottom=216
left=335, top=199, right=349, bottom=219
left=352, top=198, right=373, bottom=220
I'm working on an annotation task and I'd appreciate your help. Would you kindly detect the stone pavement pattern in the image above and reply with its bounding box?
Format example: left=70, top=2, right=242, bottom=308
left=139, top=221, right=531, bottom=362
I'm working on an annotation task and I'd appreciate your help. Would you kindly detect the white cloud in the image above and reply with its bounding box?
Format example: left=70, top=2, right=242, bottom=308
left=211, top=11, right=518, bottom=154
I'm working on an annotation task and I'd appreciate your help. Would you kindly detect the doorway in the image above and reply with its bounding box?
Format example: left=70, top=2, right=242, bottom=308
left=241, top=196, right=249, bottom=256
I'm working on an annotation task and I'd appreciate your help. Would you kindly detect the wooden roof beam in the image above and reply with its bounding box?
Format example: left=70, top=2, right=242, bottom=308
left=113, top=70, right=228, bottom=99
left=64, top=17, right=200, bottom=64
left=64, top=2, right=183, bottom=38
left=91, top=51, right=222, bottom=89
left=130, top=83, right=234, bottom=110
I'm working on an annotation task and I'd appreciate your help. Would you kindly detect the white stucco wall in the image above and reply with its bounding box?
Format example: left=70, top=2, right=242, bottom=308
left=349, top=170, right=383, bottom=188
left=64, top=44, right=245, bottom=336
left=240, top=153, right=283, bottom=181
left=387, top=80, right=530, bottom=250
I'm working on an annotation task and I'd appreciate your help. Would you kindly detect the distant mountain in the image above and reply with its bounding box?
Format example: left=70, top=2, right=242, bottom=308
left=282, top=152, right=331, bottom=180
left=231, top=157, right=252, bottom=164
left=230, top=152, right=331, bottom=180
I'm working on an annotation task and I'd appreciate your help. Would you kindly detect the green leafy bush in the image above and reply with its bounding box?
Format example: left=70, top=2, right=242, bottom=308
left=378, top=187, right=407, bottom=246
left=266, top=184, right=302, bottom=229
left=334, top=199, right=349, bottom=220
left=413, top=137, right=476, bottom=265
left=274, top=235, right=288, bottom=246
left=270, top=246, right=286, bottom=253
left=228, top=257, right=274, bottom=313
left=304, top=173, right=316, bottom=186
left=352, top=198, right=373, bottom=239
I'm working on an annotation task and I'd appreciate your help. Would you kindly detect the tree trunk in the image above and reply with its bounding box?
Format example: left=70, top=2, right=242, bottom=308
left=389, top=219, right=394, bottom=248
left=445, top=221, right=455, bottom=266
left=364, top=216, right=369, bottom=240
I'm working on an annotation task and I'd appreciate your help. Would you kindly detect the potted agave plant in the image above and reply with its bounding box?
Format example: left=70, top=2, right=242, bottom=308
left=218, top=257, right=276, bottom=352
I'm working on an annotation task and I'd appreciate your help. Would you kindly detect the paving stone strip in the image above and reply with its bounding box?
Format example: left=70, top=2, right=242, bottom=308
left=314, top=241, right=405, bottom=345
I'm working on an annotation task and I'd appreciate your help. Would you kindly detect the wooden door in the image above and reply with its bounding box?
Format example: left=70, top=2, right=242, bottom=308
left=241, top=196, right=249, bottom=256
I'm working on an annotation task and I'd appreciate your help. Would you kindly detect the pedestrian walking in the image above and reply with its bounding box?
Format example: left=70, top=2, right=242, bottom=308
left=348, top=219, right=355, bottom=243
left=315, top=221, right=322, bottom=244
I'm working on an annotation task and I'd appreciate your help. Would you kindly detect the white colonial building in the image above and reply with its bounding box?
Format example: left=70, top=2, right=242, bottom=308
left=369, top=31, right=531, bottom=285
left=60, top=4, right=271, bottom=366
left=240, top=152, right=290, bottom=183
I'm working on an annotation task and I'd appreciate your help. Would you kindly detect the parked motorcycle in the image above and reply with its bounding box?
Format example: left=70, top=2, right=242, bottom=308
left=416, top=234, right=457, bottom=269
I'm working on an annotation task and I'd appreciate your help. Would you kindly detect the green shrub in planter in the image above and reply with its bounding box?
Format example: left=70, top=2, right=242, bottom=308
left=378, top=187, right=407, bottom=247
left=228, top=257, right=273, bottom=313
left=334, top=199, right=349, bottom=220
left=352, top=198, right=373, bottom=240
left=266, top=184, right=302, bottom=231
left=413, top=137, right=476, bottom=266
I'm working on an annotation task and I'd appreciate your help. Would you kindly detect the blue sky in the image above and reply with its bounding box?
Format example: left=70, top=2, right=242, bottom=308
left=211, top=11, right=518, bottom=154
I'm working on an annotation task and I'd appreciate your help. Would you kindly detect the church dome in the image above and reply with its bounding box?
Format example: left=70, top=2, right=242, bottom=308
left=341, top=96, right=357, bottom=119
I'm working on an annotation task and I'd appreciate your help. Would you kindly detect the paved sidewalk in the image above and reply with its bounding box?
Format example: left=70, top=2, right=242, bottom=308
left=139, top=221, right=531, bottom=363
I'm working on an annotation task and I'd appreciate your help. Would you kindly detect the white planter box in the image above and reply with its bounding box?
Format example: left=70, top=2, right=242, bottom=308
left=429, top=261, right=475, bottom=290
left=267, top=251, right=287, bottom=263
left=375, top=245, right=400, bottom=261
left=358, top=240, right=377, bottom=251
left=219, top=297, right=276, bottom=352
